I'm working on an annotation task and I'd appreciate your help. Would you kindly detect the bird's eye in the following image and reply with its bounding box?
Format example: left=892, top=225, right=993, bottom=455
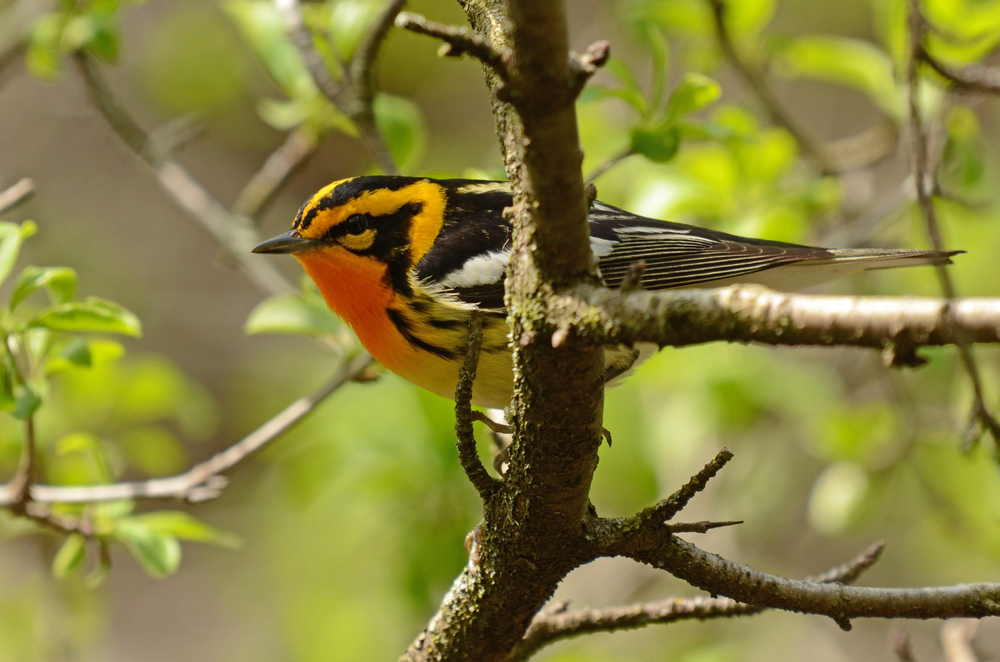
left=345, top=215, right=368, bottom=235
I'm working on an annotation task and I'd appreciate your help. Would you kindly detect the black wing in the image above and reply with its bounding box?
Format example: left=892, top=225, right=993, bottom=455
left=588, top=201, right=835, bottom=290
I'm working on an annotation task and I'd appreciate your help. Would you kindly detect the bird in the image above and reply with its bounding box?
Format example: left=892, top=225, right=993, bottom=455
left=253, top=176, right=960, bottom=409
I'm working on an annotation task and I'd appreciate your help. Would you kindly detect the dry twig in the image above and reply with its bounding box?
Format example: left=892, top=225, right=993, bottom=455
left=906, top=0, right=1000, bottom=446
left=0, top=352, right=373, bottom=506
left=274, top=0, right=402, bottom=174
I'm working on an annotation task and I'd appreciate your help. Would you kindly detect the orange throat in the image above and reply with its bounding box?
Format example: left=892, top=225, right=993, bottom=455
left=294, top=249, right=416, bottom=374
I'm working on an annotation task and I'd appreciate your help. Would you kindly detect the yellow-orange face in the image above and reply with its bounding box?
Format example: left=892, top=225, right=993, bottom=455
left=252, top=176, right=450, bottom=350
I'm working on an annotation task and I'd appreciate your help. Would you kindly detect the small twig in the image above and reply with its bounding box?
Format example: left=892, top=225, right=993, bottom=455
left=73, top=53, right=293, bottom=297
left=472, top=410, right=512, bottom=435
left=619, top=260, right=646, bottom=292
left=921, top=49, right=1000, bottom=95
left=666, top=520, right=742, bottom=534
left=892, top=625, right=919, bottom=662
left=585, top=147, right=634, bottom=184
left=350, top=0, right=408, bottom=106
left=906, top=0, right=1000, bottom=447
left=705, top=0, right=834, bottom=173
left=275, top=0, right=399, bottom=174
left=634, top=448, right=734, bottom=527
left=455, top=313, right=500, bottom=499
left=505, top=540, right=884, bottom=662
left=395, top=12, right=506, bottom=74
left=232, top=127, right=321, bottom=220
left=0, top=178, right=34, bottom=215
left=8, top=416, right=36, bottom=512
left=0, top=353, right=374, bottom=505
left=941, top=619, right=979, bottom=662
left=569, top=40, right=611, bottom=97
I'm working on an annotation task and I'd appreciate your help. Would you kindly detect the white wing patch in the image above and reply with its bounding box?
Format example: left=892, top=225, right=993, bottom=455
left=440, top=250, right=510, bottom=288
left=590, top=236, right=617, bottom=257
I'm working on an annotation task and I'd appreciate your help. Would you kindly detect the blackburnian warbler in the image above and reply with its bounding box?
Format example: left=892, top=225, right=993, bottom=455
left=253, top=176, right=958, bottom=408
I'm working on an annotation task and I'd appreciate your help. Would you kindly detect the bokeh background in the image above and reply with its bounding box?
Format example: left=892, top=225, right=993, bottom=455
left=1, top=0, right=1000, bottom=660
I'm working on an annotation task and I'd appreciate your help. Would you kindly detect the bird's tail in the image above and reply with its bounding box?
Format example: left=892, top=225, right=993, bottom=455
left=825, top=248, right=963, bottom=269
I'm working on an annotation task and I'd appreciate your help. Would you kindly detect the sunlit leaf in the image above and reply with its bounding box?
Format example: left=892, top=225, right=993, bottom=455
left=808, top=462, right=869, bottom=535
left=631, top=124, right=681, bottom=163
left=137, top=511, right=242, bottom=548
left=10, top=384, right=41, bottom=421
left=774, top=36, right=903, bottom=119
left=665, top=73, right=722, bottom=121
left=50, top=432, right=113, bottom=485
left=31, top=297, right=142, bottom=337
left=52, top=533, right=87, bottom=579
left=578, top=85, right=648, bottom=115
left=245, top=292, right=341, bottom=337
left=0, top=221, right=37, bottom=289
left=374, top=95, right=427, bottom=173
left=226, top=0, right=315, bottom=99
left=10, top=266, right=78, bottom=311
left=113, top=518, right=181, bottom=578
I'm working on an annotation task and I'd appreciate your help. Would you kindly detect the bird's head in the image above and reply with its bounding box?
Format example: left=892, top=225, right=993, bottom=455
left=252, top=176, right=448, bottom=273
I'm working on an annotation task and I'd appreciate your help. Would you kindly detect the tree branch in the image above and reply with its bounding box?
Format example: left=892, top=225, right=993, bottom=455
left=274, top=0, right=400, bottom=174
left=557, top=284, right=1000, bottom=363
left=705, top=0, right=834, bottom=173
left=72, top=53, right=293, bottom=297
left=906, top=0, right=1000, bottom=445
left=232, top=126, right=320, bottom=220
left=0, top=352, right=373, bottom=505
left=920, top=48, right=1000, bottom=95
left=0, top=177, right=34, bottom=215
left=395, top=11, right=506, bottom=74
left=505, top=542, right=885, bottom=662
left=606, top=530, right=1000, bottom=630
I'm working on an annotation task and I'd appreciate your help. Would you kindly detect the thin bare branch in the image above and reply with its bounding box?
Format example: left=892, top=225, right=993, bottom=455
left=906, top=0, right=1000, bottom=445
left=395, top=12, right=506, bottom=73
left=705, top=0, right=834, bottom=173
left=274, top=0, right=399, bottom=174
left=560, top=285, right=1000, bottom=364
left=893, top=625, right=920, bottom=662
left=506, top=541, right=885, bottom=662
left=617, top=533, right=1000, bottom=630
left=350, top=0, right=408, bottom=105
left=72, top=53, right=293, bottom=297
left=941, top=620, right=980, bottom=662
left=0, top=178, right=34, bottom=215
left=666, top=520, right=742, bottom=534
left=232, top=127, right=320, bottom=220
left=7, top=416, right=35, bottom=511
left=584, top=147, right=634, bottom=184
left=921, top=49, right=1000, bottom=94
left=455, top=312, right=500, bottom=499
left=634, top=448, right=734, bottom=528
left=0, top=353, right=373, bottom=505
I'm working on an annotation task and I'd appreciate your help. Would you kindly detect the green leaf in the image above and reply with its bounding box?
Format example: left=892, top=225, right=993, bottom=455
left=137, top=512, right=242, bottom=548
left=225, top=0, right=316, bottom=100
left=374, top=95, right=427, bottom=173
left=0, top=221, right=37, bottom=289
left=244, top=292, right=341, bottom=337
left=10, top=383, right=41, bottom=420
left=603, top=58, right=649, bottom=117
left=85, top=543, right=110, bottom=588
left=10, top=266, right=78, bottom=311
left=31, top=297, right=142, bottom=337
left=774, top=36, right=902, bottom=119
left=577, top=85, right=648, bottom=115
left=113, top=518, right=181, bottom=578
left=665, top=73, right=722, bottom=122
left=59, top=338, right=92, bottom=367
left=0, top=361, right=14, bottom=413
left=52, top=533, right=87, bottom=579
left=631, top=124, right=682, bottom=163
left=51, top=432, right=113, bottom=485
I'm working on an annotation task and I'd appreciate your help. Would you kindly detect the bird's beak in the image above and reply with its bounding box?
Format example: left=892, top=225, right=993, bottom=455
left=252, top=231, right=318, bottom=254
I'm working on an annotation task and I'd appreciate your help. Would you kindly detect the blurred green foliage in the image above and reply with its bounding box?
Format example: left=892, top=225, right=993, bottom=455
left=5, top=0, right=1000, bottom=660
